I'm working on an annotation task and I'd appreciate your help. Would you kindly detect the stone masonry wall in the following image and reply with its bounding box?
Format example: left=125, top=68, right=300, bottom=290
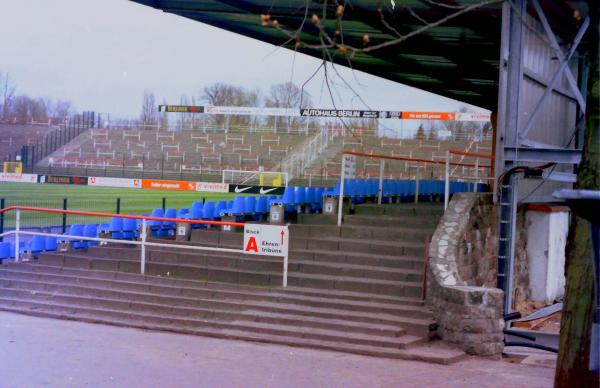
left=427, top=193, right=505, bottom=357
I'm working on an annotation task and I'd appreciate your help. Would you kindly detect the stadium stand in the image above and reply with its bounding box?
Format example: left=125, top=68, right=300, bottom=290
left=31, top=123, right=492, bottom=185
left=0, top=124, right=52, bottom=162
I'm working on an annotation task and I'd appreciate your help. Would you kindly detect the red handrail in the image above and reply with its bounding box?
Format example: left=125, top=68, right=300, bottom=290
left=341, top=150, right=491, bottom=169
left=0, top=206, right=246, bottom=227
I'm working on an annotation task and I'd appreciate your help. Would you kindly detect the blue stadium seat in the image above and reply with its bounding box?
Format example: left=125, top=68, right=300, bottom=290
left=148, top=209, right=164, bottom=236
left=205, top=201, right=220, bottom=220
left=161, top=208, right=177, bottom=235
left=176, top=208, right=189, bottom=218
left=294, top=187, right=306, bottom=205
left=9, top=241, right=24, bottom=258
left=45, top=236, right=58, bottom=252
left=122, top=218, right=137, bottom=240
left=61, top=224, right=85, bottom=249
left=106, top=217, right=124, bottom=239
left=244, top=196, right=257, bottom=215
left=186, top=202, right=203, bottom=219
left=255, top=196, right=269, bottom=214
left=25, top=235, right=46, bottom=256
left=0, top=242, right=10, bottom=261
left=83, top=224, right=98, bottom=247
left=324, top=179, right=340, bottom=197
left=279, top=186, right=296, bottom=205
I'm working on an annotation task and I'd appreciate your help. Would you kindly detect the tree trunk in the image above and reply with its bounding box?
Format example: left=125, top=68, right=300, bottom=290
left=554, top=2, right=599, bottom=386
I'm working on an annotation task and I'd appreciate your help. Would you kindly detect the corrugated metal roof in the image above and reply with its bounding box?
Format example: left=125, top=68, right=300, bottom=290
left=129, top=0, right=581, bottom=110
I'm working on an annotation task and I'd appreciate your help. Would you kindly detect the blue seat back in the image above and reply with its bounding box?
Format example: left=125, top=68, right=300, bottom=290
left=189, top=201, right=203, bottom=218
left=244, top=196, right=257, bottom=214
left=202, top=201, right=216, bottom=219
left=44, top=236, right=58, bottom=251
left=107, top=217, right=123, bottom=232
left=281, top=186, right=295, bottom=204
left=68, top=224, right=85, bottom=236
left=229, top=196, right=245, bottom=215
left=28, top=235, right=46, bottom=253
left=255, top=196, right=269, bottom=213
left=123, top=218, right=137, bottom=231
left=83, top=224, right=98, bottom=237
left=305, top=187, right=316, bottom=203
left=294, top=187, right=306, bottom=204
left=0, top=242, right=11, bottom=259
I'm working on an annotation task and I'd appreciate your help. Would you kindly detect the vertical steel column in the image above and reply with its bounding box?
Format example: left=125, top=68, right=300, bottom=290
left=444, top=151, right=450, bottom=210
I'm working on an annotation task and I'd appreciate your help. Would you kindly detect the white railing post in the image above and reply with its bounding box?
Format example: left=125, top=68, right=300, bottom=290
left=337, top=161, right=346, bottom=227
left=444, top=150, right=450, bottom=210
left=14, top=209, right=20, bottom=262
left=140, top=218, right=147, bottom=274
left=414, top=166, right=420, bottom=204
left=378, top=160, right=385, bottom=205
left=283, top=252, right=288, bottom=287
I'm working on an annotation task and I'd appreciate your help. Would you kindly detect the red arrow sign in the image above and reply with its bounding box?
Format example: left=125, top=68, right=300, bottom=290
left=280, top=229, right=285, bottom=245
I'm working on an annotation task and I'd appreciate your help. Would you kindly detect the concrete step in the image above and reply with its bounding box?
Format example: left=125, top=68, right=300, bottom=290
left=290, top=236, right=425, bottom=256
left=0, top=303, right=465, bottom=364
left=287, top=271, right=422, bottom=298
left=344, top=214, right=439, bottom=229
left=0, top=283, right=412, bottom=340
left=354, top=203, right=445, bottom=217
left=37, top=252, right=281, bottom=287
left=289, top=224, right=432, bottom=242
left=0, top=293, right=420, bottom=349
left=1, top=264, right=431, bottom=318
left=290, top=249, right=424, bottom=270
left=0, top=274, right=431, bottom=325
left=290, top=260, right=423, bottom=283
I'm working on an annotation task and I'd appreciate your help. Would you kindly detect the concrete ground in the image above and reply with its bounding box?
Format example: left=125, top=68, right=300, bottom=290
left=0, top=312, right=555, bottom=388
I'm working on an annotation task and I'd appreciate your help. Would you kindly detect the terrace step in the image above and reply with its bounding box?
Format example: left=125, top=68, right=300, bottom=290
left=1, top=263, right=429, bottom=315
left=344, top=214, right=439, bottom=228
left=0, top=302, right=464, bottom=364
left=290, top=249, right=424, bottom=270
left=354, top=203, right=445, bottom=217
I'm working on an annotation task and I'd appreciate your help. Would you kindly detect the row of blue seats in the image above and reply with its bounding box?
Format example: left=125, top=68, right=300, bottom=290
left=324, top=178, right=489, bottom=197
left=0, top=236, right=59, bottom=261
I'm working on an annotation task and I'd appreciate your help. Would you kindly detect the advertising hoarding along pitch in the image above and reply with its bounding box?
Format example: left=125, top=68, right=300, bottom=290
left=141, top=179, right=197, bottom=191
left=228, top=185, right=285, bottom=195
left=0, top=173, right=38, bottom=183
left=196, top=182, right=230, bottom=193
left=40, top=175, right=88, bottom=185
left=88, top=176, right=141, bottom=189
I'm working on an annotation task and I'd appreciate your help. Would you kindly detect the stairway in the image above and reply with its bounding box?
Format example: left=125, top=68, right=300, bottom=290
left=0, top=203, right=464, bottom=364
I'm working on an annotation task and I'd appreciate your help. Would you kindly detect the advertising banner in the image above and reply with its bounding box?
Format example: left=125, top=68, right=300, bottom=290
left=141, top=179, right=197, bottom=191
left=300, top=109, right=380, bottom=118
left=88, top=176, right=141, bottom=189
left=454, top=112, right=491, bottom=122
left=196, top=182, right=230, bottom=193
left=228, top=185, right=286, bottom=196
left=0, top=173, right=38, bottom=183
left=158, top=105, right=204, bottom=113
left=40, top=175, right=88, bottom=185
left=401, top=112, right=456, bottom=120
left=204, top=106, right=299, bottom=117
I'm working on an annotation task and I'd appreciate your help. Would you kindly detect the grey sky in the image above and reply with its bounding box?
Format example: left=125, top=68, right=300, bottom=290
left=0, top=0, right=487, bottom=119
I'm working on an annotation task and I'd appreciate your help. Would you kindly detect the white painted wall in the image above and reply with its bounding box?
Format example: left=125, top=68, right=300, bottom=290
left=526, top=210, right=570, bottom=304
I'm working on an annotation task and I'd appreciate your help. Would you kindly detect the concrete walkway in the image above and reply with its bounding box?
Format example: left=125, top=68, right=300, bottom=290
left=0, top=312, right=554, bottom=388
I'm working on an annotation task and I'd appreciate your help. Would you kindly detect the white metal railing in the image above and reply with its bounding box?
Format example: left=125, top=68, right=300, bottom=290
left=0, top=207, right=289, bottom=287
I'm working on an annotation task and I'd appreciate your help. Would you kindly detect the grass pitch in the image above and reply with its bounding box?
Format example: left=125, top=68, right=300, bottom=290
left=0, top=182, right=237, bottom=228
